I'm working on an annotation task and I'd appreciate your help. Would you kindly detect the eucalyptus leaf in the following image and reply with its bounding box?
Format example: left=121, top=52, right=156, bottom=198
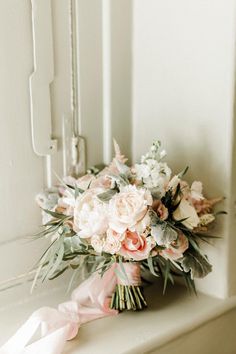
left=43, top=209, right=68, bottom=220
left=97, top=189, right=117, bottom=202
left=147, top=257, right=159, bottom=277
left=45, top=243, right=65, bottom=281
left=180, top=252, right=212, bottom=279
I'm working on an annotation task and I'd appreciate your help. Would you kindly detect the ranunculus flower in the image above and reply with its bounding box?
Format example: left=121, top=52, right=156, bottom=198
left=119, top=230, right=154, bottom=261
left=91, top=229, right=123, bottom=254
left=103, top=229, right=123, bottom=254
left=160, top=232, right=189, bottom=261
left=108, top=185, right=152, bottom=233
left=74, top=188, right=109, bottom=238
left=91, top=234, right=104, bottom=253
left=173, top=199, right=200, bottom=230
left=152, top=200, right=168, bottom=220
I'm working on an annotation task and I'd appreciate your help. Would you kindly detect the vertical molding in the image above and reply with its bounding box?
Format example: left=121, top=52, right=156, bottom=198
left=102, top=0, right=112, bottom=164
left=29, top=0, right=57, bottom=158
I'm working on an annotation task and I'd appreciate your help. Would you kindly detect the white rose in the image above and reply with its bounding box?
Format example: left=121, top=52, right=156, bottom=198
left=74, top=188, right=108, bottom=238
left=108, top=185, right=152, bottom=233
left=173, top=199, right=200, bottom=230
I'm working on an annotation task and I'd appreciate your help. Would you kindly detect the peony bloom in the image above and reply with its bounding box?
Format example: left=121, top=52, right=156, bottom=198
left=152, top=200, right=169, bottom=220
left=108, top=185, right=153, bottom=233
left=160, top=232, right=189, bottom=261
left=74, top=188, right=109, bottom=238
left=173, top=199, right=200, bottom=230
left=119, top=230, right=155, bottom=261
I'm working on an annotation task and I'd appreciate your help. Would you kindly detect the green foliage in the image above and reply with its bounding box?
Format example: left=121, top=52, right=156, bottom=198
left=97, top=189, right=117, bottom=202
left=180, top=252, right=212, bottom=279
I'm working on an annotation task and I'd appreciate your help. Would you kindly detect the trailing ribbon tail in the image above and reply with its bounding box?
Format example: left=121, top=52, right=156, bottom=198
left=0, top=265, right=118, bottom=354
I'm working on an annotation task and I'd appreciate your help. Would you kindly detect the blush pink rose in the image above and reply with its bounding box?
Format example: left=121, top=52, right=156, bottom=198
left=119, top=230, right=154, bottom=261
left=108, top=185, right=153, bottom=233
left=160, top=232, right=189, bottom=261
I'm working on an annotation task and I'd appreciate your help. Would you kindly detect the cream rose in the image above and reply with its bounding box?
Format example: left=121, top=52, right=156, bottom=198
left=173, top=199, right=200, bottom=230
left=74, top=188, right=108, bottom=238
left=108, top=185, right=153, bottom=233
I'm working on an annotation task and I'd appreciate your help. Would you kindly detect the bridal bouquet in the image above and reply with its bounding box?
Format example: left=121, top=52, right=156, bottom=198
left=35, top=141, right=223, bottom=311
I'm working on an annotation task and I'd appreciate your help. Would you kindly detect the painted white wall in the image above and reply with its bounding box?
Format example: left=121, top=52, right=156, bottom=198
left=132, top=0, right=236, bottom=298
left=0, top=1, right=43, bottom=244
left=0, top=1, right=75, bottom=285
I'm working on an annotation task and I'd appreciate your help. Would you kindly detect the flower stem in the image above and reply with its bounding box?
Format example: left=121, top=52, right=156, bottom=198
left=110, top=285, right=147, bottom=311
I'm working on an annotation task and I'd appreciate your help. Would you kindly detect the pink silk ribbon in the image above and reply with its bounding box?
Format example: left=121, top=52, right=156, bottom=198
left=0, top=263, right=141, bottom=354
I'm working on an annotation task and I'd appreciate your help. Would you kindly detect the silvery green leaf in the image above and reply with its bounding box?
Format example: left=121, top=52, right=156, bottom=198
left=109, top=173, right=129, bottom=187
left=151, top=223, right=178, bottom=246
left=75, top=185, right=84, bottom=199
left=97, top=189, right=117, bottom=202
left=64, top=235, right=85, bottom=254
left=180, top=252, right=212, bottom=279
left=147, top=257, right=159, bottom=277
left=43, top=209, right=68, bottom=220
left=150, top=187, right=163, bottom=199
left=45, top=242, right=65, bottom=281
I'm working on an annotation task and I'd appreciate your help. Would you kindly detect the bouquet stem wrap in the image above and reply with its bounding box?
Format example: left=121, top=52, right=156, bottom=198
left=110, top=262, right=147, bottom=311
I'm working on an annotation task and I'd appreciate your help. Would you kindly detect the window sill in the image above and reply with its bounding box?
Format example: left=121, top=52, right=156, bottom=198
left=0, top=279, right=236, bottom=353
